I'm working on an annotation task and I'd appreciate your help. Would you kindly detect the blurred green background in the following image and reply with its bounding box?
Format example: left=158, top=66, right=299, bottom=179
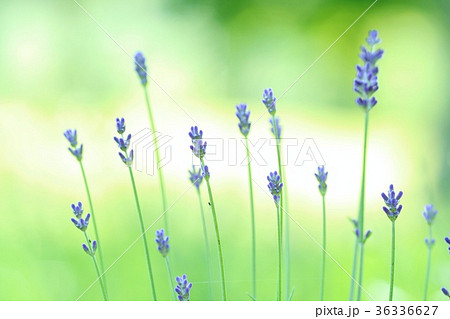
left=0, top=0, right=449, bottom=301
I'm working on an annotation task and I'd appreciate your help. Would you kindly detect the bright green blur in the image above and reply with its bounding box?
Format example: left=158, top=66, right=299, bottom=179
left=0, top=0, right=449, bottom=300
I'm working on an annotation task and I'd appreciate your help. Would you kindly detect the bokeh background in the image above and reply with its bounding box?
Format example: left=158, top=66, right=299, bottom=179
left=0, top=0, right=449, bottom=301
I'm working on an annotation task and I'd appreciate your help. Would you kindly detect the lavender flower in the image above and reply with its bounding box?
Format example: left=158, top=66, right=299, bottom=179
left=262, top=88, right=276, bottom=115
left=189, top=126, right=207, bottom=159
left=315, top=166, right=328, bottom=196
left=188, top=165, right=203, bottom=189
left=442, top=287, right=450, bottom=298
left=445, top=233, right=450, bottom=254
left=353, top=30, right=384, bottom=111
left=64, top=129, right=83, bottom=161
left=71, top=202, right=83, bottom=219
left=236, top=104, right=251, bottom=136
left=134, top=51, right=148, bottom=86
left=174, top=274, right=192, bottom=301
left=381, top=184, right=403, bottom=221
left=82, top=240, right=97, bottom=257
left=269, top=116, right=281, bottom=139
left=114, top=118, right=134, bottom=167
left=155, top=229, right=169, bottom=257
left=267, top=171, right=283, bottom=204
left=423, top=204, right=438, bottom=225
left=202, top=165, right=210, bottom=181
left=71, top=213, right=91, bottom=232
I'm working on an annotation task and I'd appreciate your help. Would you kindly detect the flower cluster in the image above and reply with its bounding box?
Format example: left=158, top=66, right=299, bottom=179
left=315, top=166, right=328, bottom=196
left=267, top=171, right=283, bottom=204
left=64, top=129, right=83, bottom=161
left=189, top=126, right=207, bottom=159
left=381, top=184, right=403, bottom=221
left=155, top=229, right=169, bottom=257
left=202, top=165, right=210, bottom=181
left=423, top=204, right=437, bottom=225
left=188, top=165, right=203, bottom=189
left=236, top=104, right=251, bottom=136
left=269, top=116, right=281, bottom=139
left=262, top=88, right=276, bottom=115
left=353, top=30, right=384, bottom=111
left=114, top=118, right=134, bottom=167
left=174, top=274, right=192, bottom=301
left=70, top=202, right=97, bottom=257
left=134, top=51, right=148, bottom=86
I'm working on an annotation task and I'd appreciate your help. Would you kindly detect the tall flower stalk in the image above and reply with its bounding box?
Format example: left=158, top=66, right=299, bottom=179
left=315, top=166, right=328, bottom=300
left=189, top=166, right=213, bottom=300
left=155, top=229, right=176, bottom=300
left=189, top=126, right=227, bottom=300
left=114, top=117, right=157, bottom=300
left=349, top=30, right=384, bottom=301
left=69, top=202, right=108, bottom=301
left=263, top=89, right=290, bottom=299
left=64, top=130, right=108, bottom=296
left=267, top=171, right=283, bottom=301
left=134, top=52, right=169, bottom=231
left=236, top=103, right=257, bottom=299
left=422, top=204, right=437, bottom=300
left=381, top=184, right=403, bottom=301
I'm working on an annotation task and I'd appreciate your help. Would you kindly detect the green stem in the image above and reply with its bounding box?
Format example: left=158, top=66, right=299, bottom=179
left=356, top=111, right=369, bottom=301
left=276, top=203, right=282, bottom=301
left=245, top=138, right=257, bottom=299
left=143, top=86, right=168, bottom=231
left=79, top=161, right=108, bottom=298
left=128, top=166, right=157, bottom=300
left=320, top=195, right=326, bottom=301
left=271, top=114, right=284, bottom=299
left=348, top=236, right=359, bottom=300
left=200, top=158, right=227, bottom=301
left=389, top=221, right=396, bottom=301
left=165, top=257, right=176, bottom=301
left=423, top=225, right=432, bottom=301
left=282, top=166, right=290, bottom=300
left=196, top=188, right=214, bottom=300
left=83, top=232, right=108, bottom=301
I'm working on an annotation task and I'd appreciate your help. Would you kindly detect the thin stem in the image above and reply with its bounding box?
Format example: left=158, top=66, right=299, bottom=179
left=128, top=166, right=157, bottom=300
left=271, top=114, right=284, bottom=299
left=83, top=232, right=108, bottom=301
left=164, top=257, right=176, bottom=301
left=423, top=225, right=432, bottom=301
left=320, top=195, right=326, bottom=301
left=200, top=158, right=227, bottom=301
left=282, top=165, right=290, bottom=300
left=389, top=221, right=396, bottom=301
left=276, top=203, right=282, bottom=301
left=196, top=188, right=214, bottom=300
left=245, top=138, right=257, bottom=299
left=79, top=161, right=108, bottom=297
left=356, top=111, right=369, bottom=301
left=142, top=86, right=168, bottom=231
left=348, top=236, right=359, bottom=300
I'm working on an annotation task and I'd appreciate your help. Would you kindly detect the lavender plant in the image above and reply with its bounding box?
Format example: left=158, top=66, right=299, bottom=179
left=263, top=89, right=291, bottom=299
left=236, top=103, right=257, bottom=299
left=174, top=274, right=193, bottom=301
left=69, top=202, right=108, bottom=300
left=267, top=171, right=283, bottom=301
left=381, top=184, right=403, bottom=301
left=350, top=30, right=384, bottom=301
left=188, top=166, right=213, bottom=299
left=189, top=126, right=227, bottom=300
left=315, top=166, right=328, bottom=300
left=155, top=229, right=176, bottom=300
left=115, top=117, right=157, bottom=300
left=422, top=204, right=438, bottom=300
left=64, top=129, right=108, bottom=297
left=134, top=52, right=169, bottom=231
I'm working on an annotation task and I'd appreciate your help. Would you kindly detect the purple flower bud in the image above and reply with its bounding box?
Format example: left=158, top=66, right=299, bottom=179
left=174, top=274, right=192, bottom=301
left=267, top=171, right=283, bottom=204
left=262, top=88, right=276, bottom=115
left=236, top=104, right=251, bottom=136
left=381, top=184, right=403, bottom=221
left=134, top=51, right=148, bottom=86
left=71, top=202, right=83, bottom=218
